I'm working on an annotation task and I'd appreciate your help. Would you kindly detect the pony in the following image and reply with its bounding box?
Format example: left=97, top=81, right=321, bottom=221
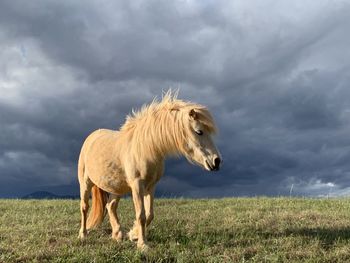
left=77, top=91, right=221, bottom=250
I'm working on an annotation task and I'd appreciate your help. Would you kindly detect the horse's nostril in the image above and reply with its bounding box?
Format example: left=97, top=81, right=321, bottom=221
left=214, top=157, right=221, bottom=169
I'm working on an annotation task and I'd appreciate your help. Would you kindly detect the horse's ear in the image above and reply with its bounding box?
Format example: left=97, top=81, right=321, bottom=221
left=189, top=109, right=198, bottom=120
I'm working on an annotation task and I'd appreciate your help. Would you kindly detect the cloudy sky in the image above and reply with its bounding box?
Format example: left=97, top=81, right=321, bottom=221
left=1, top=0, right=350, bottom=198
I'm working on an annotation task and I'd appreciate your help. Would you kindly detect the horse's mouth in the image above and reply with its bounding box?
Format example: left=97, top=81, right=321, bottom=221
left=187, top=155, right=219, bottom=172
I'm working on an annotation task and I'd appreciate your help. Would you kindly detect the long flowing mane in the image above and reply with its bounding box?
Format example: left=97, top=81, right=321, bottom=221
left=119, top=91, right=217, bottom=160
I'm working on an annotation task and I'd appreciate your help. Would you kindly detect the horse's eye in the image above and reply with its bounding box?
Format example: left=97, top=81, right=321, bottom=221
left=195, top=130, right=203, bottom=135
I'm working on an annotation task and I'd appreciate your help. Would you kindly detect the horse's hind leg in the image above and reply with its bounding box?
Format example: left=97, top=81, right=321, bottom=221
left=78, top=175, right=93, bottom=239
left=106, top=194, right=123, bottom=242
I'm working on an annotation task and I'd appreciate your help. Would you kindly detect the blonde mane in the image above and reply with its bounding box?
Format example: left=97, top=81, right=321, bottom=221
left=119, top=91, right=217, bottom=160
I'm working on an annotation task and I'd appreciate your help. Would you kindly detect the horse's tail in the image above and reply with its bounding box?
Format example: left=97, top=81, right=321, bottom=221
left=86, top=186, right=108, bottom=229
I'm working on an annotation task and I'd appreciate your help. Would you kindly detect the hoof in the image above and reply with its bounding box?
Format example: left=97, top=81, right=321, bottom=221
left=112, top=231, right=123, bottom=242
left=137, top=243, right=150, bottom=252
left=78, top=230, right=87, bottom=239
left=128, top=230, right=138, bottom=242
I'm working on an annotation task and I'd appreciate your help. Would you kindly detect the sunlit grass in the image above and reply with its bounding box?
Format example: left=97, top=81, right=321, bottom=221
left=1, top=198, right=350, bottom=262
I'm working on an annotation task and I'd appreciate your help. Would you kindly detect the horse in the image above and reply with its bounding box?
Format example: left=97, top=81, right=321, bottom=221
left=77, top=92, right=221, bottom=250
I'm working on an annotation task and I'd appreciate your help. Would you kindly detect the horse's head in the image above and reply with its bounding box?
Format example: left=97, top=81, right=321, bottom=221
left=182, top=107, right=221, bottom=171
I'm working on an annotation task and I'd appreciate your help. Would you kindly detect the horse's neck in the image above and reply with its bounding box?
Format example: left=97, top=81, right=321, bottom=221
left=127, top=111, right=181, bottom=160
left=152, top=112, right=181, bottom=156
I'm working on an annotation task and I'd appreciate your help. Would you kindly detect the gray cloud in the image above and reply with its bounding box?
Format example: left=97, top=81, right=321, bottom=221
left=1, top=0, right=350, bottom=197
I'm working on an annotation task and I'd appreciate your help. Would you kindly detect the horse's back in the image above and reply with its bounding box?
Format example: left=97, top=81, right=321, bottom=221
left=79, top=129, right=116, bottom=166
left=81, top=128, right=116, bottom=151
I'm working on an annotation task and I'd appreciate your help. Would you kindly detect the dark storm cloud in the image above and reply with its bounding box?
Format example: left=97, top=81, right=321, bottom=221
left=1, top=0, right=350, bottom=197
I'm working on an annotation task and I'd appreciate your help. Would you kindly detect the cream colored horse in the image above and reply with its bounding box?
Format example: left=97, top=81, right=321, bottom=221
left=78, top=92, right=221, bottom=250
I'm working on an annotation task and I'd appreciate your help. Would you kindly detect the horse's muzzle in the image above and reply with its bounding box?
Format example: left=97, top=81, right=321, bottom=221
left=206, top=157, right=221, bottom=171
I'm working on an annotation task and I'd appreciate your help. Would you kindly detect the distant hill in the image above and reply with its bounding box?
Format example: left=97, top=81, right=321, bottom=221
left=22, top=191, right=78, bottom=199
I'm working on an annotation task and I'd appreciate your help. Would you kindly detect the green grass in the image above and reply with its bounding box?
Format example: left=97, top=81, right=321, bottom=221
left=1, top=198, right=350, bottom=262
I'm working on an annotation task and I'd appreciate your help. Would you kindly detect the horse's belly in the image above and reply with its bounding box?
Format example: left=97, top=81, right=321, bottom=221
left=101, top=160, right=130, bottom=194
left=87, top=158, right=130, bottom=195
left=99, top=176, right=130, bottom=195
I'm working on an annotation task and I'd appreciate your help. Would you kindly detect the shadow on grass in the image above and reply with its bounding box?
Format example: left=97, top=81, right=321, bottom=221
left=89, top=220, right=350, bottom=253
left=254, top=227, right=350, bottom=244
left=148, top=226, right=350, bottom=249
left=283, top=227, right=350, bottom=248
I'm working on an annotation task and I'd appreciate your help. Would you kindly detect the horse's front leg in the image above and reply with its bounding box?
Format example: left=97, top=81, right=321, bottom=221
left=144, top=188, right=154, bottom=227
left=129, top=187, right=155, bottom=242
left=130, top=179, right=148, bottom=250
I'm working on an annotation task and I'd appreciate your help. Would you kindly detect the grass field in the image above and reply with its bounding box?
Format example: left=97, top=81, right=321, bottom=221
left=1, top=198, right=350, bottom=262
